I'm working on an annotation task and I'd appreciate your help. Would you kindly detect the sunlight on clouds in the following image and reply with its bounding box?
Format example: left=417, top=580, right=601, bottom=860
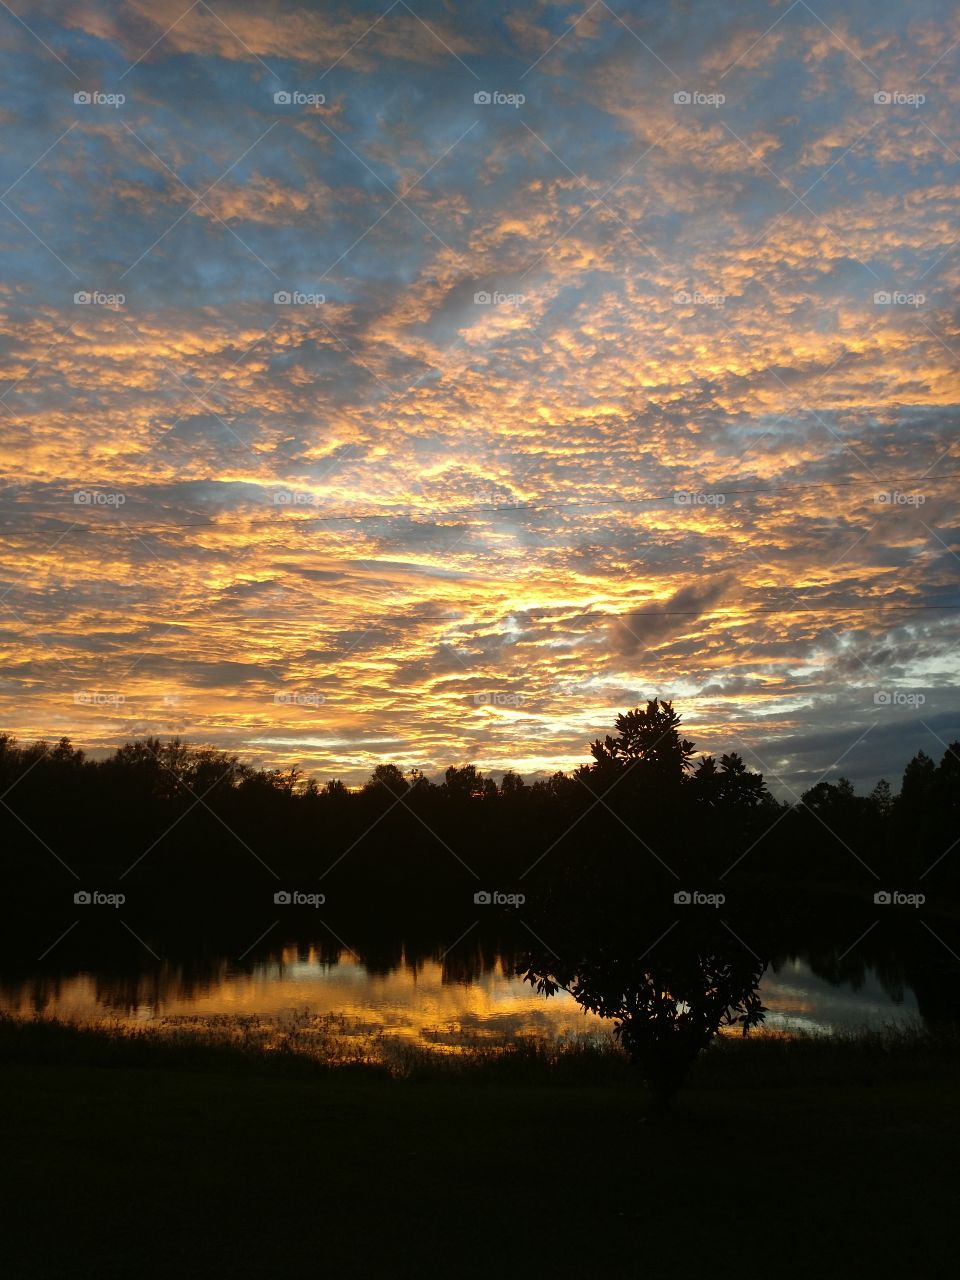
left=0, top=0, right=957, bottom=792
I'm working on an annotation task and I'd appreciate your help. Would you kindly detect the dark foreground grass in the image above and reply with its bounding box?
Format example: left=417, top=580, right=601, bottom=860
left=2, top=1017, right=958, bottom=1279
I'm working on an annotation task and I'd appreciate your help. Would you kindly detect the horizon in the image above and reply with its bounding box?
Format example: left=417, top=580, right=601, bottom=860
left=1, top=709, right=951, bottom=800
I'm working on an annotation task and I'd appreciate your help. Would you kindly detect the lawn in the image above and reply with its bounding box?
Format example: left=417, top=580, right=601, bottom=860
left=1, top=1039, right=957, bottom=1278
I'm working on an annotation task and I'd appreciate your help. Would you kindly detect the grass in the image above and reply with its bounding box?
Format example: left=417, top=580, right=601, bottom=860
left=2, top=1016, right=959, bottom=1277
left=2, top=1009, right=957, bottom=1087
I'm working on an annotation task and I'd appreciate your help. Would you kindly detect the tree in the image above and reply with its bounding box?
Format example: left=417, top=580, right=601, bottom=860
left=442, top=764, right=494, bottom=800
left=519, top=898, right=766, bottom=1108
left=801, top=777, right=857, bottom=816
left=691, top=752, right=771, bottom=814
left=363, top=763, right=409, bottom=796
left=900, top=751, right=936, bottom=810
left=717, top=752, right=770, bottom=809
left=581, top=699, right=695, bottom=788
left=49, top=736, right=84, bottom=765
left=869, top=778, right=894, bottom=816
left=934, top=744, right=960, bottom=817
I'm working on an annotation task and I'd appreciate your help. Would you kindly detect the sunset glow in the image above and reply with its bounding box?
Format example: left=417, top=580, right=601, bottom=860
left=2, top=0, right=958, bottom=790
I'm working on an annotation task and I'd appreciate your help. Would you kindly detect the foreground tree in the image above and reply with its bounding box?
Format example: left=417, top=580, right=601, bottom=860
left=519, top=901, right=766, bottom=1108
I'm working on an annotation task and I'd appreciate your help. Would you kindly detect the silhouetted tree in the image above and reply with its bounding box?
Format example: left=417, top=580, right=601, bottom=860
left=870, top=778, right=894, bottom=816
left=519, top=900, right=766, bottom=1108
left=581, top=699, right=695, bottom=786
left=364, top=764, right=409, bottom=796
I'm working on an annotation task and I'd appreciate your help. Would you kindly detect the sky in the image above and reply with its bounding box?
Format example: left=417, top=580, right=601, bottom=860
left=0, top=0, right=958, bottom=795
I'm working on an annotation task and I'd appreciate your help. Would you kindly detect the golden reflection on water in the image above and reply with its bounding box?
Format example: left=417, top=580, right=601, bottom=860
left=0, top=949, right=608, bottom=1045
left=0, top=951, right=919, bottom=1045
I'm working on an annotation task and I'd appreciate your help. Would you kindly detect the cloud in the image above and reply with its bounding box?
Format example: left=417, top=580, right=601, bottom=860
left=609, top=576, right=736, bottom=655
left=0, top=0, right=956, bottom=786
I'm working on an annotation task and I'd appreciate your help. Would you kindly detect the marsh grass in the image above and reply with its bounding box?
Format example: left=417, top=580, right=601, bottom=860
left=2, top=1010, right=958, bottom=1089
left=690, top=1020, right=960, bottom=1089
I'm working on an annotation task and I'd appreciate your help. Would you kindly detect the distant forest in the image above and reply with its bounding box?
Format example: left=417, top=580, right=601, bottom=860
left=1, top=701, right=956, bottom=901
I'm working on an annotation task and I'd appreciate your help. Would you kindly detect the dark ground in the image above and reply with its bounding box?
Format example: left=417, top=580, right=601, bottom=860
left=2, top=1053, right=956, bottom=1279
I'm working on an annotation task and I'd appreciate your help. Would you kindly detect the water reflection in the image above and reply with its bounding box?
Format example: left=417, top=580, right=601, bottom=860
left=0, top=947, right=922, bottom=1045
left=762, top=958, right=919, bottom=1033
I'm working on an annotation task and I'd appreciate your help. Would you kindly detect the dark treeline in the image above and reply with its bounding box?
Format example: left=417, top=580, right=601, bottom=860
left=3, top=700, right=958, bottom=1101
left=0, top=699, right=957, bottom=903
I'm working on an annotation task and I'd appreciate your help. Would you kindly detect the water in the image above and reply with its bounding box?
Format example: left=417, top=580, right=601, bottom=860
left=0, top=946, right=922, bottom=1045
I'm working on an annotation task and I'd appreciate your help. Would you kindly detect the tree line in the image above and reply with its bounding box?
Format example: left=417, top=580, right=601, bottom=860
left=0, top=700, right=956, bottom=899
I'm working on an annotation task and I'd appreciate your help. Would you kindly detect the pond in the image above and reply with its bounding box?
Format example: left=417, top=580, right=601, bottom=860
left=0, top=944, right=924, bottom=1050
